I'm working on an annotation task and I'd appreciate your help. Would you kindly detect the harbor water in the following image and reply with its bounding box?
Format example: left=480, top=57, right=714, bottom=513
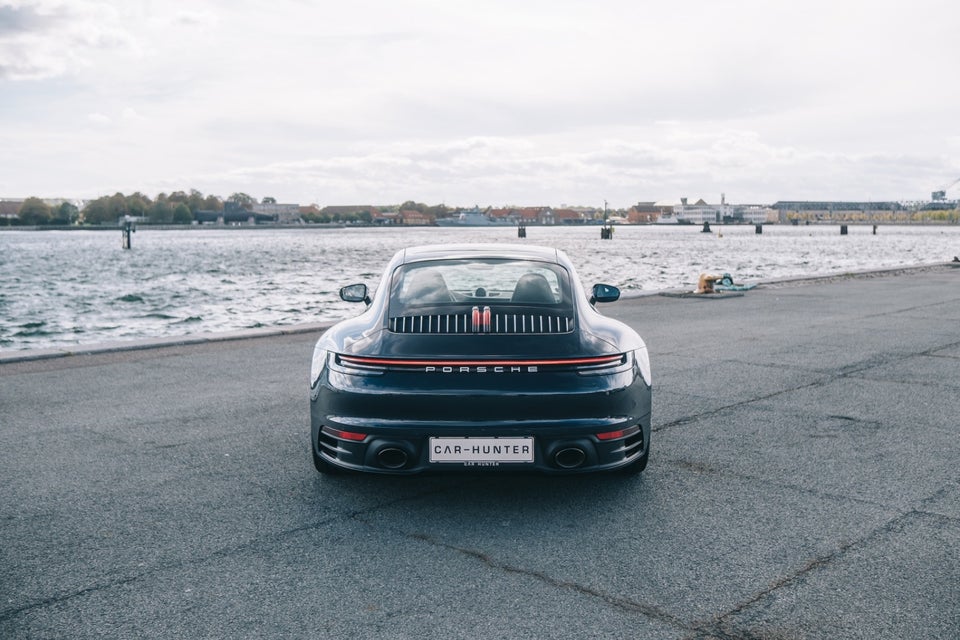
left=2, top=224, right=958, bottom=351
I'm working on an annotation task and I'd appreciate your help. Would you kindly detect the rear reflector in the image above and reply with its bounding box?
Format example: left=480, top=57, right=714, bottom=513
left=322, top=427, right=367, bottom=441
left=596, top=425, right=640, bottom=441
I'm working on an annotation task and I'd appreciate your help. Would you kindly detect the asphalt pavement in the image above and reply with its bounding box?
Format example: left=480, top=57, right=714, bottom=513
left=1, top=264, right=958, bottom=639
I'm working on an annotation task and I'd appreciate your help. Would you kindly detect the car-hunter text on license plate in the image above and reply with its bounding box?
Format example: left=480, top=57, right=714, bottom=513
left=429, top=437, right=534, bottom=463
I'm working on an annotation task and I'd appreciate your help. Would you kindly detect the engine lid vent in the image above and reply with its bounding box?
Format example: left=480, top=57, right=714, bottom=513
left=389, top=309, right=573, bottom=335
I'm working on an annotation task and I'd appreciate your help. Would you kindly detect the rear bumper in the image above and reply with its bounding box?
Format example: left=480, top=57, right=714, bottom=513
left=311, top=417, right=650, bottom=474
left=310, top=366, right=651, bottom=474
left=310, top=371, right=651, bottom=474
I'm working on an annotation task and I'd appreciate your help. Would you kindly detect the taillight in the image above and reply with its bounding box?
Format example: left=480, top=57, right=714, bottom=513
left=596, top=425, right=640, bottom=441
left=322, top=426, right=367, bottom=441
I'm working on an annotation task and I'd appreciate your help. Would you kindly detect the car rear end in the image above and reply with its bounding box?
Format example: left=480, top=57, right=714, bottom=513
left=309, top=248, right=652, bottom=474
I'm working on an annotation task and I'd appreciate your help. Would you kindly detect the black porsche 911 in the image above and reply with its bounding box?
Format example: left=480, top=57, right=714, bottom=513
left=309, top=244, right=651, bottom=475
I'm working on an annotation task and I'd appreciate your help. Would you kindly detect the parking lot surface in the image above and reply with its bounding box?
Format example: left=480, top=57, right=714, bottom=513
left=2, top=265, right=958, bottom=639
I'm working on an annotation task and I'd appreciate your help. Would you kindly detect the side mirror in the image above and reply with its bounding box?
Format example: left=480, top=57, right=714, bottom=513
left=590, top=283, right=620, bottom=305
left=339, top=283, right=371, bottom=305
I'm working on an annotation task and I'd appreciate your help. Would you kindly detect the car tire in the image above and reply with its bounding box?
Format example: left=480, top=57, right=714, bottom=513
left=312, top=445, right=341, bottom=474
left=621, top=447, right=649, bottom=475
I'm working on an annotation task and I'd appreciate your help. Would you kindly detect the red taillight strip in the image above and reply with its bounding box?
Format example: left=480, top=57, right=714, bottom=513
left=339, top=354, right=624, bottom=367
left=322, top=426, right=367, bottom=441
left=596, top=425, right=640, bottom=441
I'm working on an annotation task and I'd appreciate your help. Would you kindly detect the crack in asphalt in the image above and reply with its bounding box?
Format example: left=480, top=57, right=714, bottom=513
left=352, top=501, right=959, bottom=640
left=653, top=378, right=826, bottom=432
left=654, top=334, right=959, bottom=434
left=0, top=575, right=143, bottom=623
left=3, top=442, right=955, bottom=631
left=385, top=527, right=693, bottom=634
left=685, top=509, right=951, bottom=640
left=657, top=454, right=904, bottom=512
left=0, top=483, right=455, bottom=622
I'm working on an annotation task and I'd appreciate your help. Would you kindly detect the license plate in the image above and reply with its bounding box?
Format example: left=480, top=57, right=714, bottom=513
left=429, top=437, right=534, bottom=463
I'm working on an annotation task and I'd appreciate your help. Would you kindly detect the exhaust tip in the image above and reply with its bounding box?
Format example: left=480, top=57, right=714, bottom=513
left=376, top=447, right=409, bottom=470
left=554, top=447, right=587, bottom=469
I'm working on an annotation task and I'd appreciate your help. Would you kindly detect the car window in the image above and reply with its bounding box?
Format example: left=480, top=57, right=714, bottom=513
left=389, top=259, right=571, bottom=314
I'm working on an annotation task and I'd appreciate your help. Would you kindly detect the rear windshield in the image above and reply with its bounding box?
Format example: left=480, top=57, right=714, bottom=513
left=388, top=259, right=572, bottom=315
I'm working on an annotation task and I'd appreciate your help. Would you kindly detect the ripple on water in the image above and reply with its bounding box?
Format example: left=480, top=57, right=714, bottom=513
left=2, top=225, right=959, bottom=350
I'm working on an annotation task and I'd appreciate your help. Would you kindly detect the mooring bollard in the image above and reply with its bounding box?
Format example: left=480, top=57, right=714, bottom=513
left=600, top=225, right=614, bottom=239
left=517, top=223, right=526, bottom=238
left=755, top=224, right=762, bottom=234
left=840, top=225, right=848, bottom=235
left=701, top=222, right=711, bottom=233
left=121, top=217, right=135, bottom=249
left=873, top=225, right=877, bottom=235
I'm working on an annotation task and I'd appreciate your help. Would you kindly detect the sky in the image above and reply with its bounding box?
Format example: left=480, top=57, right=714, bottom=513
left=1, top=0, right=959, bottom=209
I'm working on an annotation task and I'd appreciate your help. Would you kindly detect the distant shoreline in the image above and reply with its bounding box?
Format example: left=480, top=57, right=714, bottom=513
left=3, top=220, right=960, bottom=232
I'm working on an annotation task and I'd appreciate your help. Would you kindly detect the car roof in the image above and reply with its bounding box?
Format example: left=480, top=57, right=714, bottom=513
left=399, top=244, right=562, bottom=265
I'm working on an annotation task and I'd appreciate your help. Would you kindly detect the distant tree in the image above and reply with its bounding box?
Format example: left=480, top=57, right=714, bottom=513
left=202, top=194, right=223, bottom=211
left=302, top=211, right=331, bottom=223
left=426, top=203, right=450, bottom=219
left=82, top=197, right=112, bottom=224
left=18, top=197, right=51, bottom=225
left=148, top=200, right=173, bottom=224
left=400, top=200, right=425, bottom=213
left=228, top=192, right=256, bottom=209
left=108, top=192, right=128, bottom=221
left=172, top=203, right=193, bottom=224
left=51, top=202, right=79, bottom=225
left=187, top=189, right=205, bottom=213
left=262, top=196, right=277, bottom=204
left=167, top=190, right=188, bottom=204
left=126, top=192, right=149, bottom=218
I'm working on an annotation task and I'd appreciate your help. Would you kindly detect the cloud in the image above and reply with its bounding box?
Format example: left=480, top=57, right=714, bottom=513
left=0, top=0, right=135, bottom=80
left=1, top=0, right=958, bottom=206
left=120, top=106, right=144, bottom=122
left=86, top=111, right=110, bottom=126
left=167, top=9, right=217, bottom=29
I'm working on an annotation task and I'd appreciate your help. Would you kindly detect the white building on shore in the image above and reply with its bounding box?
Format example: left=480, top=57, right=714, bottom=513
left=656, top=195, right=770, bottom=224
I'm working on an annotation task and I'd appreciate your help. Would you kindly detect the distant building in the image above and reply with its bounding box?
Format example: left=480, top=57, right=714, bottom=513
left=518, top=207, right=553, bottom=224
left=299, top=204, right=321, bottom=218
left=195, top=201, right=276, bottom=224
left=671, top=197, right=730, bottom=224
left=319, top=205, right=380, bottom=223
left=627, top=202, right=662, bottom=224
left=654, top=196, right=771, bottom=224
left=552, top=208, right=586, bottom=224
left=397, top=209, right=434, bottom=225
left=0, top=199, right=23, bottom=219
left=252, top=202, right=301, bottom=223
left=488, top=207, right=518, bottom=223
left=771, top=201, right=903, bottom=223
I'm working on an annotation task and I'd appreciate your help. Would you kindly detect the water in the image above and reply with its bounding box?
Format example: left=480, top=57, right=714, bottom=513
left=2, top=224, right=958, bottom=351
